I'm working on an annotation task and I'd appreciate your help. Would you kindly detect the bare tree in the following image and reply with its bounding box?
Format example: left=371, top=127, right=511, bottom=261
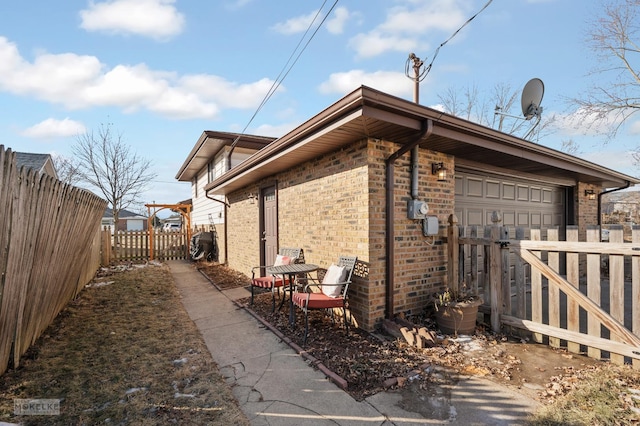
left=72, top=123, right=157, bottom=231
left=572, top=0, right=640, bottom=138
left=51, top=154, right=81, bottom=185
left=560, top=139, right=581, bottom=155
left=438, top=82, right=556, bottom=142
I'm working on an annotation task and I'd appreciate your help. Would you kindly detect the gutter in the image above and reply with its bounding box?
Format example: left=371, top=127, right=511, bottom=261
left=598, top=180, right=632, bottom=226
left=384, top=119, right=433, bottom=320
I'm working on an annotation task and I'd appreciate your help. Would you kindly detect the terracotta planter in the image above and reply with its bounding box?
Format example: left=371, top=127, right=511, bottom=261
left=434, top=298, right=483, bottom=335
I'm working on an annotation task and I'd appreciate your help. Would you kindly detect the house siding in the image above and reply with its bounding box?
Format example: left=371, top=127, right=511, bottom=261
left=225, top=138, right=453, bottom=331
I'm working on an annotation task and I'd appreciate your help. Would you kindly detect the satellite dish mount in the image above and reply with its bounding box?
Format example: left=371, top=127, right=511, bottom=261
left=494, top=78, right=545, bottom=140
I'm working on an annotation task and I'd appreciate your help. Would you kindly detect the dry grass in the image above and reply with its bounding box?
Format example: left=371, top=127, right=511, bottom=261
left=527, top=363, right=640, bottom=425
left=0, top=262, right=248, bottom=425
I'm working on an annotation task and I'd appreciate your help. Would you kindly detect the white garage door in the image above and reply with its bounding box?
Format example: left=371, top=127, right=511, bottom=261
left=455, top=171, right=565, bottom=229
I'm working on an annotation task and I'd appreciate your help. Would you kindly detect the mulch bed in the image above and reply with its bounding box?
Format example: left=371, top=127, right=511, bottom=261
left=196, top=261, right=456, bottom=401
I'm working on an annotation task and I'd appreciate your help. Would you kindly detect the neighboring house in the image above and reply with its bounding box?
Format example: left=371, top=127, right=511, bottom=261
left=175, top=131, right=275, bottom=260
left=102, top=208, right=148, bottom=232
left=15, top=152, right=58, bottom=179
left=183, top=85, right=639, bottom=332
left=602, top=190, right=640, bottom=224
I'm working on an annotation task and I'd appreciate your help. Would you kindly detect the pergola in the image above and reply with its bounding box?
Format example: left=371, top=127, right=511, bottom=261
left=145, top=203, right=192, bottom=260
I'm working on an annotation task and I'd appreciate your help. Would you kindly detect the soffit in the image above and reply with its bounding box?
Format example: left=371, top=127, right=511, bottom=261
left=175, top=131, right=275, bottom=181
left=204, top=86, right=638, bottom=195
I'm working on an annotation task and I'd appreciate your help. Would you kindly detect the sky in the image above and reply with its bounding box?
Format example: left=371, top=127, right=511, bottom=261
left=1, top=0, right=638, bottom=211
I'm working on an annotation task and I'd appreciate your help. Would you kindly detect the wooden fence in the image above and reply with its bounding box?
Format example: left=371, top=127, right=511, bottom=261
left=101, top=228, right=189, bottom=264
left=447, top=214, right=640, bottom=367
left=0, top=146, right=107, bottom=375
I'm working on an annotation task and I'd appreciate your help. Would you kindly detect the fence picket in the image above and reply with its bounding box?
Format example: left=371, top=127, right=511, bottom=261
left=609, top=226, right=625, bottom=365
left=566, top=226, right=580, bottom=354
left=0, top=145, right=106, bottom=375
left=530, top=229, right=543, bottom=344
left=587, top=226, right=602, bottom=360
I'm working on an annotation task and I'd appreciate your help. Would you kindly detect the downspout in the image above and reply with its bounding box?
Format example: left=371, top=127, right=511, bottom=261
left=384, top=119, right=433, bottom=320
left=206, top=190, right=230, bottom=265
left=597, top=181, right=631, bottom=226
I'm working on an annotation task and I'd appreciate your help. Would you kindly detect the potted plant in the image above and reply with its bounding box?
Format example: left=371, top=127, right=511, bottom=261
left=432, top=285, right=483, bottom=336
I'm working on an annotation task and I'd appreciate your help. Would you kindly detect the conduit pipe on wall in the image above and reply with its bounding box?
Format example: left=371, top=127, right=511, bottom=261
left=384, top=119, right=433, bottom=320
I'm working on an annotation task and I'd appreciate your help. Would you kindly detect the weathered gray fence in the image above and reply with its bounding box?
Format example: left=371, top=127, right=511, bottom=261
left=447, top=215, right=640, bottom=367
left=0, top=146, right=107, bottom=375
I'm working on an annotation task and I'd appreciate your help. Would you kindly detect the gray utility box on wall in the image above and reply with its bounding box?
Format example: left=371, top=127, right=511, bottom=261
left=422, top=216, right=439, bottom=236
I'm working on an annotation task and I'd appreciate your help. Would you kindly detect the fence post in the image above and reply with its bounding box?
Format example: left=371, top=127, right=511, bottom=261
left=489, top=212, right=502, bottom=333
left=447, top=214, right=459, bottom=293
left=500, top=225, right=510, bottom=316
left=101, top=226, right=112, bottom=266
left=633, top=225, right=640, bottom=369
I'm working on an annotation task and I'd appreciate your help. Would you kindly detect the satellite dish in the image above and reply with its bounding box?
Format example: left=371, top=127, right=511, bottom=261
left=521, top=78, right=544, bottom=120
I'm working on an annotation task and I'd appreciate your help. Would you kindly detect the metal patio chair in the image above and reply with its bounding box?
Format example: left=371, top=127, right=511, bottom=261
left=292, top=255, right=358, bottom=346
left=250, top=247, right=303, bottom=312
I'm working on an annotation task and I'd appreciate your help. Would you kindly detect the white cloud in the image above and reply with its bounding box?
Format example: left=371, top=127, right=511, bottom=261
left=253, top=121, right=300, bottom=138
left=349, top=32, right=417, bottom=58
left=21, top=118, right=86, bottom=139
left=271, top=10, right=320, bottom=35
left=0, top=37, right=277, bottom=120
left=79, top=0, right=185, bottom=40
left=551, top=107, right=624, bottom=137
left=580, top=149, right=637, bottom=175
left=349, top=0, right=474, bottom=58
left=326, top=7, right=351, bottom=35
left=318, top=70, right=412, bottom=98
left=179, top=75, right=280, bottom=109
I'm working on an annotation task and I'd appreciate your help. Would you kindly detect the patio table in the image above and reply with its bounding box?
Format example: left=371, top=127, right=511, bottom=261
left=267, top=263, right=319, bottom=325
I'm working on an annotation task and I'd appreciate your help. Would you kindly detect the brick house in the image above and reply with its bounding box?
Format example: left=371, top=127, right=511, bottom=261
left=184, top=86, right=638, bottom=331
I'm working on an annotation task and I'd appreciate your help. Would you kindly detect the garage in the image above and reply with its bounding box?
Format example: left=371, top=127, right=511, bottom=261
left=454, top=170, right=566, bottom=229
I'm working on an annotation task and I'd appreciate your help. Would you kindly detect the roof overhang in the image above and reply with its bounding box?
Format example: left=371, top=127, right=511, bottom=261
left=204, top=86, right=639, bottom=195
left=175, top=131, right=275, bottom=181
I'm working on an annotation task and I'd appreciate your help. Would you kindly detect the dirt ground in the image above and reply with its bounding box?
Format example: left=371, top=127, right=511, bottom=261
left=196, top=262, right=604, bottom=403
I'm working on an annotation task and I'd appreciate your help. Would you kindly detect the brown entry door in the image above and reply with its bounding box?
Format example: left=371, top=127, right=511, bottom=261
left=261, top=186, right=278, bottom=268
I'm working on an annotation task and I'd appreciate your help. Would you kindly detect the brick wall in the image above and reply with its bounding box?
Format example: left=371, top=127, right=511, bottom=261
left=577, top=183, right=600, bottom=239
left=226, top=187, right=261, bottom=275
left=224, top=138, right=454, bottom=331
left=371, top=140, right=454, bottom=329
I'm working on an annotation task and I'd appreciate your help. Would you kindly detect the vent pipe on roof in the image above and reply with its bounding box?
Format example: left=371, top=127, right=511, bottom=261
left=385, top=119, right=433, bottom=320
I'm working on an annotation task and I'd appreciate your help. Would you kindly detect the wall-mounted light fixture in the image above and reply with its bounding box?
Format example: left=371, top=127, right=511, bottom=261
left=584, top=189, right=596, bottom=200
left=248, top=193, right=258, bottom=204
left=432, top=162, right=447, bottom=182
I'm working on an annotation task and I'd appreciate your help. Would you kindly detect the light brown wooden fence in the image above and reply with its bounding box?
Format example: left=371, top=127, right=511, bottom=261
left=447, top=214, right=640, bottom=367
left=101, top=228, right=189, bottom=264
left=0, top=146, right=107, bottom=375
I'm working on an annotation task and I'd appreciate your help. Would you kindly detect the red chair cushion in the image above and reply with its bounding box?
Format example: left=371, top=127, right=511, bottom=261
left=292, top=292, right=344, bottom=309
left=252, top=275, right=288, bottom=289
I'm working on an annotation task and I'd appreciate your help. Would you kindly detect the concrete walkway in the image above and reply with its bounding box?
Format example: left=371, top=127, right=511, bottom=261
left=168, top=260, right=541, bottom=425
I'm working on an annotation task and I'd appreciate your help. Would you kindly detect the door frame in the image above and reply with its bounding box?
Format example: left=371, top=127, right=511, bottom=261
left=259, top=184, right=278, bottom=271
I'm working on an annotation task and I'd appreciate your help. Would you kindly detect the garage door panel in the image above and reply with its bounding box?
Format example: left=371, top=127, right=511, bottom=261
left=502, top=183, right=515, bottom=200
left=517, top=212, right=529, bottom=226
left=502, top=211, right=516, bottom=226
left=531, top=187, right=541, bottom=202
left=468, top=209, right=484, bottom=226
left=455, top=171, right=565, bottom=229
left=467, top=177, right=483, bottom=197
left=517, top=185, right=529, bottom=201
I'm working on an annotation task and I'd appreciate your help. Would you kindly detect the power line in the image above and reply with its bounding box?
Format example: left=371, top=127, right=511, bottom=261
left=406, top=0, right=494, bottom=83
left=230, top=0, right=339, bottom=152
